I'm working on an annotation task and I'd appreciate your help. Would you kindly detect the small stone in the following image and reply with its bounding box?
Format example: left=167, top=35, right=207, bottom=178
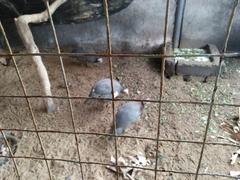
left=0, top=145, right=7, bottom=156
left=68, top=82, right=72, bottom=88
left=116, top=76, right=122, bottom=81
left=136, top=90, right=141, bottom=95
left=153, top=81, right=159, bottom=88
left=200, top=116, right=208, bottom=124
left=33, top=144, right=43, bottom=155
left=233, top=126, right=240, bottom=133
left=65, top=176, right=71, bottom=180
left=0, top=57, right=8, bottom=66
left=145, top=98, right=151, bottom=105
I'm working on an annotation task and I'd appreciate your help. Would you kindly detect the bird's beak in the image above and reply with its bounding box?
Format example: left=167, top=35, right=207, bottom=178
left=96, top=58, right=103, bottom=63
left=123, top=88, right=129, bottom=95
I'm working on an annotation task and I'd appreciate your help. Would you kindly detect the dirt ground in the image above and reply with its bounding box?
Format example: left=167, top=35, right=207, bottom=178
left=0, top=54, right=240, bottom=180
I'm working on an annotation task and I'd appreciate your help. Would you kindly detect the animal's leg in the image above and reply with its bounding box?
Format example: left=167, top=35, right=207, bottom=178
left=203, top=76, right=208, bottom=83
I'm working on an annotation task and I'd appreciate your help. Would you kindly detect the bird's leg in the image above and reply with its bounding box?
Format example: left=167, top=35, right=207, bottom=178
left=203, top=76, right=208, bottom=83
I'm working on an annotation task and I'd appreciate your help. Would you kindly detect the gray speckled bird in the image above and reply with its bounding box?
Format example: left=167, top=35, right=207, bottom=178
left=71, top=47, right=103, bottom=63
left=89, top=78, right=129, bottom=99
left=115, top=102, right=144, bottom=135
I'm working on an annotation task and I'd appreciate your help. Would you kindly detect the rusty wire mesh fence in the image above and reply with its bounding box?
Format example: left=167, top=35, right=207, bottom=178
left=0, top=0, right=240, bottom=179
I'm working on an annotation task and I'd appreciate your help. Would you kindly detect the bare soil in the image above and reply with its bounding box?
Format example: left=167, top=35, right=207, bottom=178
left=0, top=55, right=239, bottom=180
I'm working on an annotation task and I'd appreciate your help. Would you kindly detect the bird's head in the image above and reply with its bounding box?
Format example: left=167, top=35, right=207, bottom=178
left=122, top=88, right=129, bottom=95
left=95, top=58, right=103, bottom=63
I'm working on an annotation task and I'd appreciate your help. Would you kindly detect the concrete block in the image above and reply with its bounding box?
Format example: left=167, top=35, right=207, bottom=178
left=163, top=43, right=225, bottom=81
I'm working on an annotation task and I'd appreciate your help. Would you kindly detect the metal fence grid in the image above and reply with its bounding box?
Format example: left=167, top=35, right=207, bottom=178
left=0, top=0, right=240, bottom=179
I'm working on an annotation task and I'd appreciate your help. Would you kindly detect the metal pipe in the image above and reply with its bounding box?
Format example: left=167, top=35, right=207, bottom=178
left=173, top=0, right=186, bottom=48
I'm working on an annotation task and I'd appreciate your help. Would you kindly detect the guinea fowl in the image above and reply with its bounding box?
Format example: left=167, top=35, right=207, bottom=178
left=85, top=78, right=129, bottom=109
left=114, top=102, right=144, bottom=136
left=88, top=78, right=129, bottom=99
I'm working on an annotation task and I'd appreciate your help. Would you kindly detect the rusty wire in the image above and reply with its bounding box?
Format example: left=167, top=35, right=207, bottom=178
left=0, top=0, right=240, bottom=179
left=1, top=95, right=240, bottom=107
left=0, top=154, right=238, bottom=179
left=44, top=1, right=85, bottom=179
left=194, top=0, right=239, bottom=179
left=0, top=129, right=240, bottom=148
left=154, top=0, right=170, bottom=180
left=102, top=0, right=119, bottom=179
left=1, top=52, right=240, bottom=59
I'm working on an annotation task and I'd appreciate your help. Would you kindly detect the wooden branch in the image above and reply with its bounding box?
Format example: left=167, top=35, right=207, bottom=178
left=14, top=0, right=67, bottom=113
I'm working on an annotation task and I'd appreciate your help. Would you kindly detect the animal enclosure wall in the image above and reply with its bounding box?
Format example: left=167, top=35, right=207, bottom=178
left=1, top=0, right=240, bottom=52
left=0, top=0, right=240, bottom=180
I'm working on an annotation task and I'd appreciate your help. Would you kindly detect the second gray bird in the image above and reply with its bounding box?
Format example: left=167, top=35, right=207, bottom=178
left=114, top=102, right=144, bottom=136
